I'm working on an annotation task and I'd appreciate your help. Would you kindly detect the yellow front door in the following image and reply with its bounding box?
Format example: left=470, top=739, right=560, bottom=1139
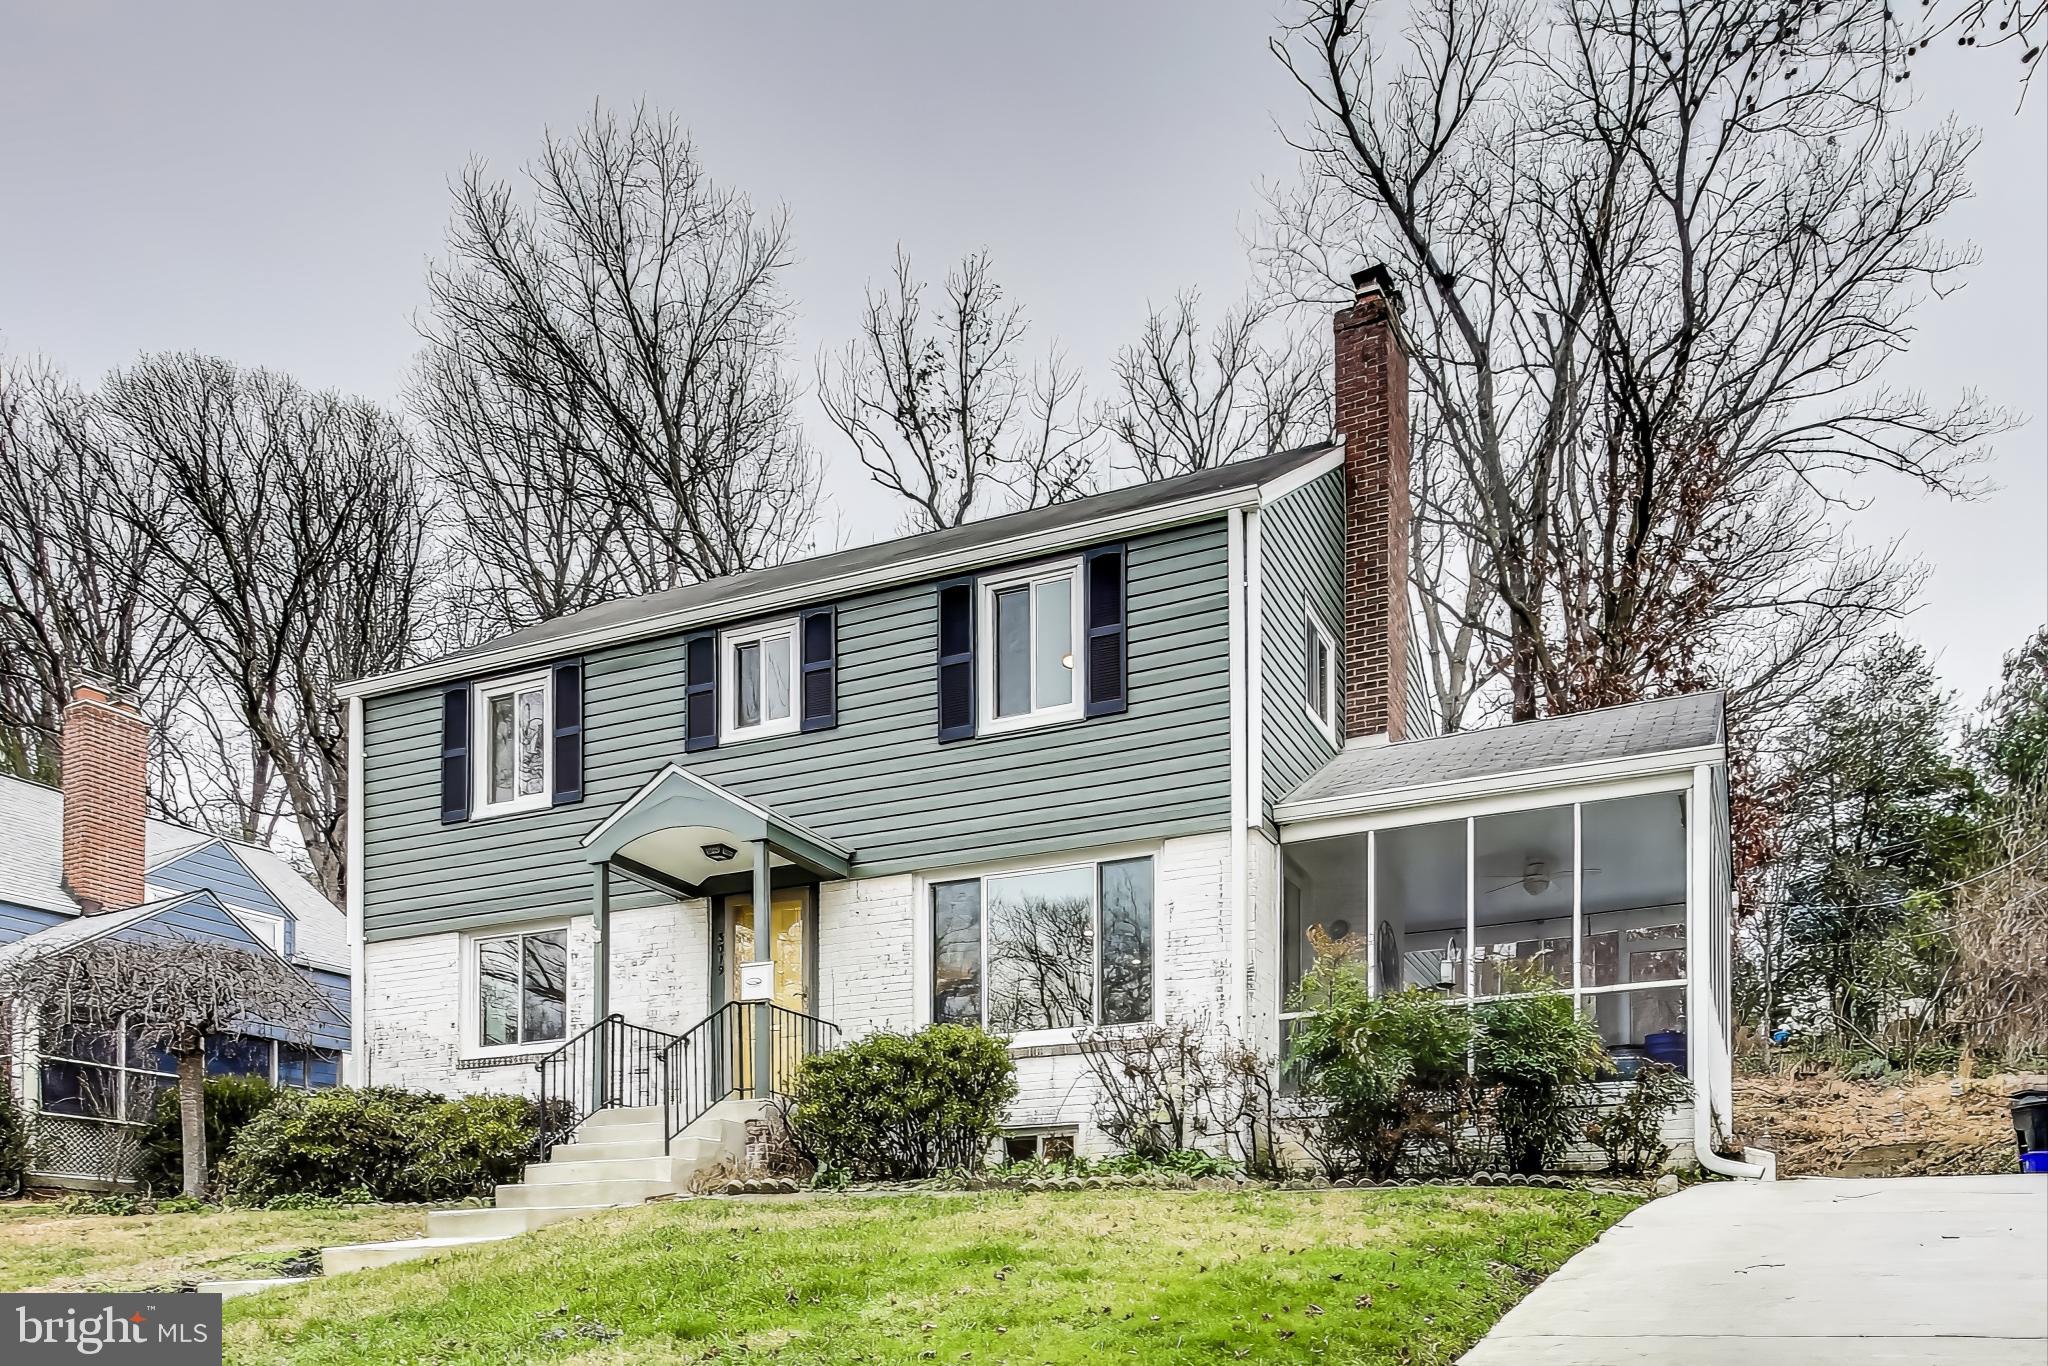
left=727, top=888, right=809, bottom=1091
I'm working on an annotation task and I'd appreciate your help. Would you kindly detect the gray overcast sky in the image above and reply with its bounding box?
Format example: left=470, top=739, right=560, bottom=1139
left=3, top=2, right=2041, bottom=705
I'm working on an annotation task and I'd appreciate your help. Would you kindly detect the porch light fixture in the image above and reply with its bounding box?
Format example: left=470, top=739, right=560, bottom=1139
left=701, top=842, right=737, bottom=862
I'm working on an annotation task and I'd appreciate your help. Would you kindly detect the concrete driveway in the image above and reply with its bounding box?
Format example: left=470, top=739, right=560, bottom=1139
left=1462, top=1175, right=2047, bottom=1364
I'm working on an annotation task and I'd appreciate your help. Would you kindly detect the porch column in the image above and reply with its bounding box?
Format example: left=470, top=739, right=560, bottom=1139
left=751, top=839, right=772, bottom=1094
left=592, top=860, right=611, bottom=1024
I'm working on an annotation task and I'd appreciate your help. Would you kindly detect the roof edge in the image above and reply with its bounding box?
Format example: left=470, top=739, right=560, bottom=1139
left=1275, top=740, right=1725, bottom=825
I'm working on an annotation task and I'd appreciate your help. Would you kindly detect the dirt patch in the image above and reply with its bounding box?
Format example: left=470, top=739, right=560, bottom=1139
left=1734, top=1071, right=2040, bottom=1177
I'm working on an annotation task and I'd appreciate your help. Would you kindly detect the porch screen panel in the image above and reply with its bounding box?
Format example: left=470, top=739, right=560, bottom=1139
left=1580, top=792, right=1690, bottom=1070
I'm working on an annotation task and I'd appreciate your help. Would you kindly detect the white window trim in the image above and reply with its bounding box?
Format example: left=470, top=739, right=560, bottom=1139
left=976, top=556, right=1085, bottom=736
left=718, top=617, right=801, bottom=743
left=459, top=920, right=572, bottom=1060
left=471, top=670, right=553, bottom=819
left=1303, top=607, right=1340, bottom=744
left=919, top=846, right=1160, bottom=1048
left=226, top=904, right=287, bottom=953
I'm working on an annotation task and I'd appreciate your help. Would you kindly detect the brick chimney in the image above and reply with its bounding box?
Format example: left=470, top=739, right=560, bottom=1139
left=60, top=677, right=150, bottom=915
left=1333, top=264, right=1411, bottom=745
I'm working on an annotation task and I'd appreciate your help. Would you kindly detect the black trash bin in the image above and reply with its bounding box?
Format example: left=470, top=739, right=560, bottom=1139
left=2012, top=1088, right=2048, bottom=1162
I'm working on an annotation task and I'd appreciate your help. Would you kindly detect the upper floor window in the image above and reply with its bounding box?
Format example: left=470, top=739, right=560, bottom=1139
left=1304, top=610, right=1338, bottom=739
left=932, top=854, right=1154, bottom=1036
left=978, top=558, right=1082, bottom=733
left=720, top=619, right=798, bottom=742
left=473, top=671, right=551, bottom=817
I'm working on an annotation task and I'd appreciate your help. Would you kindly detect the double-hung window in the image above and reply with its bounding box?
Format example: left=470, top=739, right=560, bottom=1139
left=472, top=671, right=551, bottom=817
left=474, top=926, right=568, bottom=1050
left=1304, top=610, right=1339, bottom=740
left=932, top=855, right=1154, bottom=1035
left=720, top=619, right=798, bottom=742
left=978, top=559, right=1083, bottom=733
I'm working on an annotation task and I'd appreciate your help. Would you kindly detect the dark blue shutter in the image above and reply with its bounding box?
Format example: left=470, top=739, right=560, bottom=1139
left=551, top=658, right=583, bottom=805
left=799, top=606, right=837, bottom=732
left=1084, top=544, right=1127, bottom=717
left=439, top=685, right=470, bottom=824
left=684, top=630, right=718, bottom=752
left=936, top=576, right=976, bottom=742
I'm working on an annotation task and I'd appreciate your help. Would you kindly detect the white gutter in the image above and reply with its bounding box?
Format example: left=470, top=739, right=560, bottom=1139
left=340, top=479, right=1271, bottom=702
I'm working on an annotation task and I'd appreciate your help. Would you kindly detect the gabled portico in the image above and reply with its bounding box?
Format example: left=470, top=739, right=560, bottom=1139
left=578, top=765, right=852, bottom=1024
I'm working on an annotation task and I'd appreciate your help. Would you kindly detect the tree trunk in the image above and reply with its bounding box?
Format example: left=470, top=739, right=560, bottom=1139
left=176, top=1048, right=207, bottom=1200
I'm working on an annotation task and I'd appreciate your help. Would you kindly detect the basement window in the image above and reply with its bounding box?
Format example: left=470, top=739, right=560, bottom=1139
left=1001, top=1129, right=1077, bottom=1165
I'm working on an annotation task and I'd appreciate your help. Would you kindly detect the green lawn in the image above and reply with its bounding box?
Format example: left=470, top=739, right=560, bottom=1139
left=0, top=1201, right=430, bottom=1292
left=223, top=1187, right=1635, bottom=1364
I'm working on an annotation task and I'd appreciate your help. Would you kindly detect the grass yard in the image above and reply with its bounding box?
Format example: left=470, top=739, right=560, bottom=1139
left=0, top=1201, right=429, bottom=1293
left=224, top=1186, right=1635, bottom=1364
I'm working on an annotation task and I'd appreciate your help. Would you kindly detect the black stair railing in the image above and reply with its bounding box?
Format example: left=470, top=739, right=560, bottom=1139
left=657, top=1001, right=839, bottom=1153
left=535, top=1014, right=678, bottom=1160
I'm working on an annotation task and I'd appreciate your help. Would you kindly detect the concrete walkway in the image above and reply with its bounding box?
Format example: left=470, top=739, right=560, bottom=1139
left=1462, top=1175, right=2048, bottom=1364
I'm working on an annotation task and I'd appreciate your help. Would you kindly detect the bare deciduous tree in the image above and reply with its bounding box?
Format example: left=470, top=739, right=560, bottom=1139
left=0, top=361, right=187, bottom=781
left=99, top=354, right=432, bottom=902
left=419, top=103, right=816, bottom=631
left=0, top=932, right=332, bottom=1197
left=1265, top=0, right=2008, bottom=738
left=1103, top=292, right=1332, bottom=481
left=820, top=249, right=1099, bottom=532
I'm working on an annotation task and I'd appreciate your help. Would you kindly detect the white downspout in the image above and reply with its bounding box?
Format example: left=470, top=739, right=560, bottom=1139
left=1688, top=761, right=1770, bottom=1181
left=1225, top=507, right=1249, bottom=1039
left=345, top=693, right=368, bottom=1087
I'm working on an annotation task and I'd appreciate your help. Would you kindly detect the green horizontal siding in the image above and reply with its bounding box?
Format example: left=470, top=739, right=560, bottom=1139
left=361, top=520, right=1234, bottom=940
left=1259, top=468, right=1346, bottom=817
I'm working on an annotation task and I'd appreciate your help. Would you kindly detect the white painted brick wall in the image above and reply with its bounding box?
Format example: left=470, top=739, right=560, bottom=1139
left=608, top=899, right=710, bottom=1034
left=363, top=903, right=706, bottom=1098
left=361, top=831, right=1250, bottom=1147
left=816, top=874, right=915, bottom=1037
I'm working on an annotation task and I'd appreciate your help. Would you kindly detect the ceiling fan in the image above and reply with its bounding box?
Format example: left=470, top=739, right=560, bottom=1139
left=1479, top=859, right=1601, bottom=897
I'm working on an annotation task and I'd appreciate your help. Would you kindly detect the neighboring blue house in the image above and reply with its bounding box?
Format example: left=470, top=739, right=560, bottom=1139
left=0, top=684, right=349, bottom=1188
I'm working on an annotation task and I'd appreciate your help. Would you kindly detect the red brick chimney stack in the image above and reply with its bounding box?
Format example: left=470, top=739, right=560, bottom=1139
left=1332, top=264, right=1411, bottom=746
left=60, top=677, right=150, bottom=915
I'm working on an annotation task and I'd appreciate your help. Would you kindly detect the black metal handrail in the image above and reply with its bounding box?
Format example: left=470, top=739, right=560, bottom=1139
left=657, top=1001, right=839, bottom=1152
left=535, top=1014, right=678, bottom=1159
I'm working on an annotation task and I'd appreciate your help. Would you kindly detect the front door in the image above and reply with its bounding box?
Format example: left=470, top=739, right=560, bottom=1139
left=724, top=887, right=811, bottom=1014
left=721, top=887, right=812, bottom=1094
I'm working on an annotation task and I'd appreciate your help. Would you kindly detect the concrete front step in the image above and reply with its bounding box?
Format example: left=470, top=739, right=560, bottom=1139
left=524, top=1155, right=697, bottom=1186
left=196, top=1277, right=305, bottom=1299
left=427, top=1203, right=607, bottom=1239
left=575, top=1105, right=661, bottom=1134
left=496, top=1178, right=674, bottom=1209
left=549, top=1136, right=667, bottom=1162
left=323, top=1234, right=517, bottom=1275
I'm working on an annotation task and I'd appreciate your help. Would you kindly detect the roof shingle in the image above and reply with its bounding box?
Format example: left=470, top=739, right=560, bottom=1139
left=1279, top=692, right=1725, bottom=811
